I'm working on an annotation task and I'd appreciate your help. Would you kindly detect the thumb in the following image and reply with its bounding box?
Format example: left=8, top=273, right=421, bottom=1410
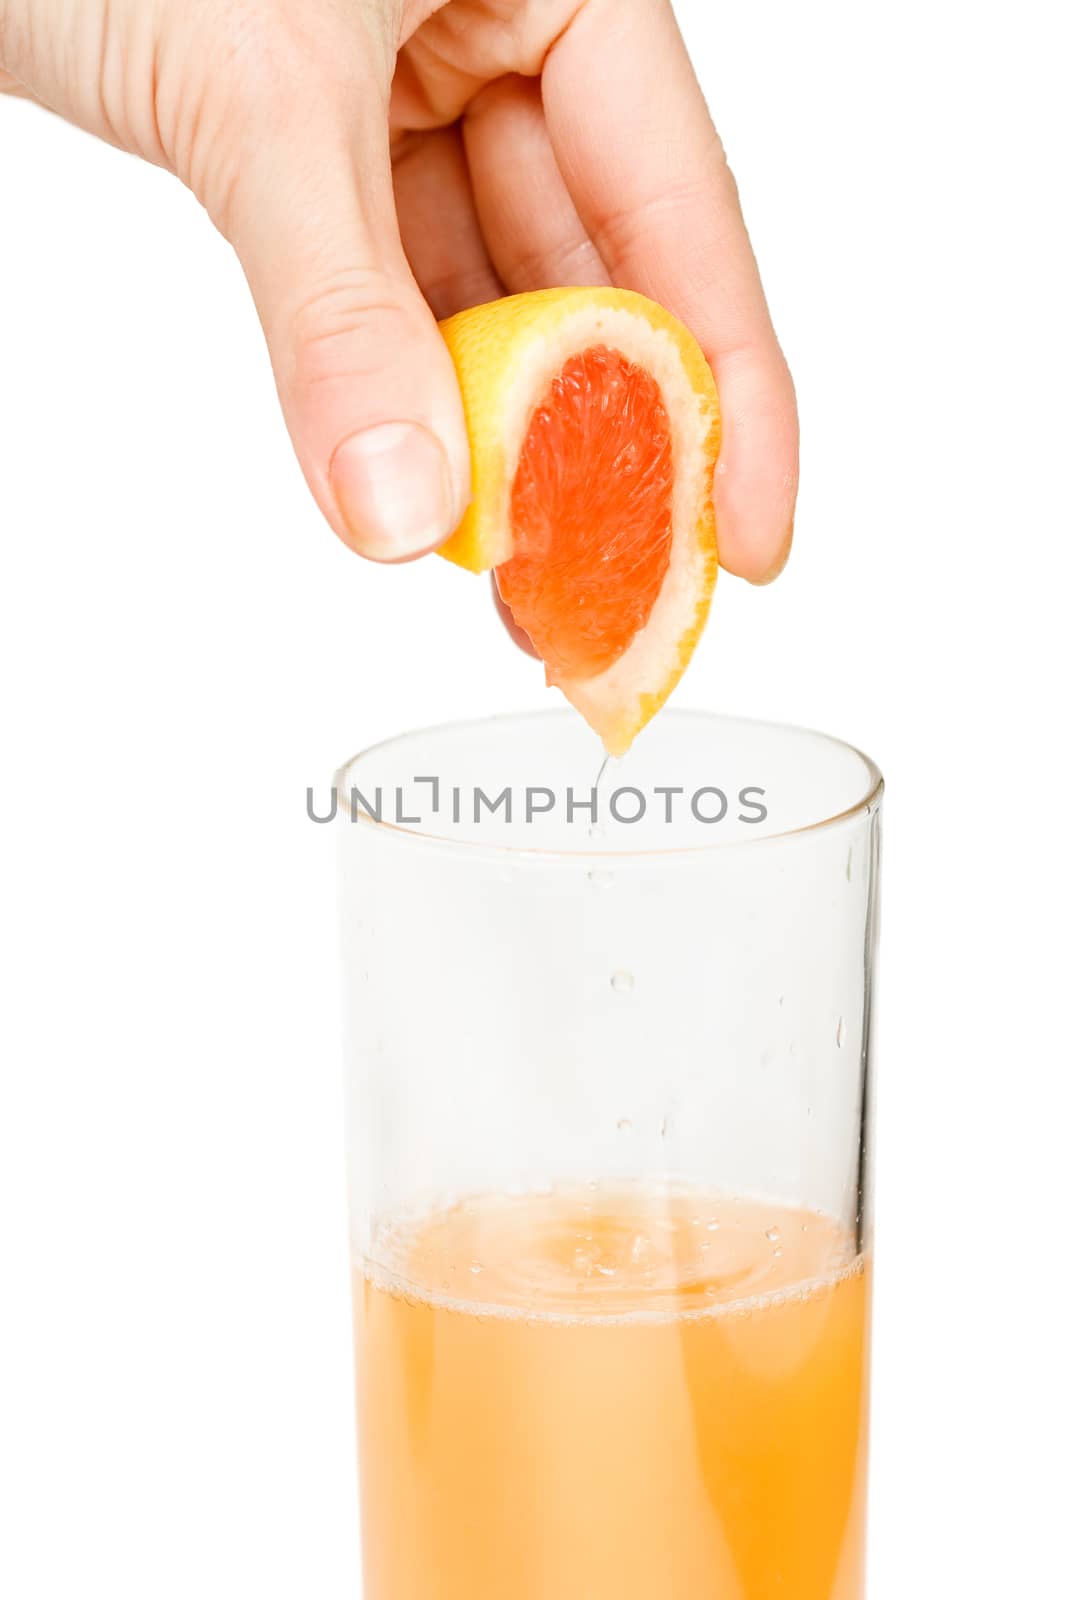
left=220, top=56, right=470, bottom=562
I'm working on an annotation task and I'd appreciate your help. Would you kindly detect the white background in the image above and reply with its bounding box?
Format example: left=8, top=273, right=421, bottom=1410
left=2, top=1, right=1063, bottom=1594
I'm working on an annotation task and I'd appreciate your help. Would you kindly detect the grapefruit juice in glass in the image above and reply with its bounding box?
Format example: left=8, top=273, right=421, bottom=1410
left=337, top=711, right=881, bottom=1599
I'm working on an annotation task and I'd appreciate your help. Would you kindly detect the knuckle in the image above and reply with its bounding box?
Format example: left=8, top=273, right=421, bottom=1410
left=287, top=272, right=417, bottom=389
left=466, top=73, right=533, bottom=123
left=597, top=174, right=714, bottom=262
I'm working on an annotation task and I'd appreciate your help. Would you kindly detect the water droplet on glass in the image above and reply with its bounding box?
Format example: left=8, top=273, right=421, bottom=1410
left=659, top=1116, right=669, bottom=1139
left=469, top=1261, right=482, bottom=1276
left=611, top=970, right=635, bottom=993
left=777, top=994, right=785, bottom=1008
left=836, top=1016, right=847, bottom=1048
left=706, top=1219, right=721, bottom=1232
left=788, top=1040, right=801, bottom=1058
left=846, top=846, right=853, bottom=882
left=772, top=1245, right=784, bottom=1258
left=587, top=868, right=614, bottom=889
left=766, top=1226, right=782, bottom=1244
left=617, top=1117, right=633, bottom=1134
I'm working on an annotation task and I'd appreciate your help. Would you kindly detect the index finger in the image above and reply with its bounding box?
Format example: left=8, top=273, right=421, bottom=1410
left=543, top=0, right=798, bottom=582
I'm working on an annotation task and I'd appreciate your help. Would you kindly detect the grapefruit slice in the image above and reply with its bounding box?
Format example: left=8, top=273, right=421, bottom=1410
left=438, top=288, right=720, bottom=756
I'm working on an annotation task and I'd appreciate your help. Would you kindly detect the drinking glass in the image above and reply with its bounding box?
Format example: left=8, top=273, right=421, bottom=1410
left=335, top=708, right=882, bottom=1599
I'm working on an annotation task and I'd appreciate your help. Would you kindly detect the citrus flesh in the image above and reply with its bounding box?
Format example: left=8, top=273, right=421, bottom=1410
left=437, top=288, right=720, bottom=755
left=498, top=346, right=674, bottom=683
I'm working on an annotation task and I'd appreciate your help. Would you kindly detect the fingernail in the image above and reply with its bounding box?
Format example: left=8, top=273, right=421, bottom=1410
left=330, top=422, right=456, bottom=560
left=748, top=520, right=795, bottom=586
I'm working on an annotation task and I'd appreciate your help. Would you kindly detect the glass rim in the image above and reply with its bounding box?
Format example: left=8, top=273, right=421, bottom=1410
left=334, top=708, right=883, bottom=863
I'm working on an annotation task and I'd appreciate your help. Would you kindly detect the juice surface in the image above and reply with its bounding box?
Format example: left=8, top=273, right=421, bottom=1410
left=354, top=1186, right=869, bottom=1600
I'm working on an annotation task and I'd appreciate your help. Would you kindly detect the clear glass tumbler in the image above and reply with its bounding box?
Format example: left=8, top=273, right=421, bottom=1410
left=335, top=708, right=882, bottom=1600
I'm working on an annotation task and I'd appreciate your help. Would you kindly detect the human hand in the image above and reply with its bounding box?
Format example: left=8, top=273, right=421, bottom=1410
left=1, top=1, right=797, bottom=577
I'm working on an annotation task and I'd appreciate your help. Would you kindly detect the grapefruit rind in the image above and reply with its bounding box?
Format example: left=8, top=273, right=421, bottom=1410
left=438, top=289, right=720, bottom=756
